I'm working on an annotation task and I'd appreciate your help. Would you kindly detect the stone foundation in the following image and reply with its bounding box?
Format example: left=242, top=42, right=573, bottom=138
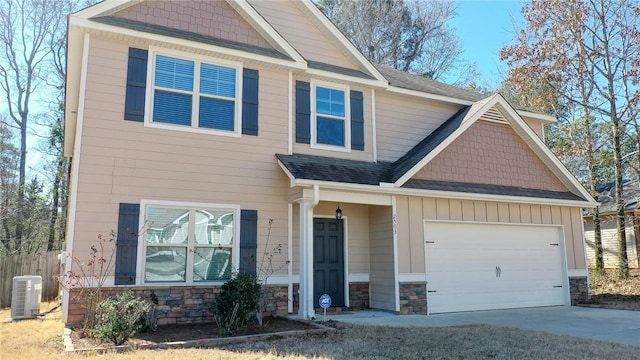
left=399, top=282, right=427, bottom=314
left=66, top=284, right=291, bottom=328
left=569, top=276, right=590, bottom=305
left=349, top=282, right=370, bottom=310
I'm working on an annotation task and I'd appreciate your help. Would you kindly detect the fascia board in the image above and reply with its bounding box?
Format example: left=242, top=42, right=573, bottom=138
left=69, top=17, right=306, bottom=70
left=294, top=179, right=597, bottom=208
left=517, top=109, right=557, bottom=123
left=493, top=96, right=595, bottom=203
left=386, top=85, right=475, bottom=106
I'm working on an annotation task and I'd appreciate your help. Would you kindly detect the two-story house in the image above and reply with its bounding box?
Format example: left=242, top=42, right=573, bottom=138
left=63, top=0, right=596, bottom=326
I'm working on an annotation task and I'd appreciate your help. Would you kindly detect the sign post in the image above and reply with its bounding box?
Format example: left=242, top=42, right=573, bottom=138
left=318, top=294, right=332, bottom=321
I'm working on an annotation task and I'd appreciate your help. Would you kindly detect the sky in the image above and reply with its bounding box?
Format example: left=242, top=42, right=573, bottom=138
left=450, top=0, right=526, bottom=88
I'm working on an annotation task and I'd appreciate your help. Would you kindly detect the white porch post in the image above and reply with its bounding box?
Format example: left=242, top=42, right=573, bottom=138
left=298, top=185, right=319, bottom=320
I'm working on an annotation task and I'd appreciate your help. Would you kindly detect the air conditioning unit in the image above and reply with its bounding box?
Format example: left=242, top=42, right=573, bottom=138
left=11, top=276, right=42, bottom=320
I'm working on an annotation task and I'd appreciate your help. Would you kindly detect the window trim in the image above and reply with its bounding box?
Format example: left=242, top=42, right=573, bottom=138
left=137, top=199, right=241, bottom=285
left=144, top=47, right=243, bottom=138
left=310, top=80, right=351, bottom=152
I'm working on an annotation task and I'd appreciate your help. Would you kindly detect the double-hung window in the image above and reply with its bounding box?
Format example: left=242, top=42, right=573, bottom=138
left=149, top=50, right=241, bottom=135
left=142, top=202, right=239, bottom=283
left=312, top=83, right=350, bottom=149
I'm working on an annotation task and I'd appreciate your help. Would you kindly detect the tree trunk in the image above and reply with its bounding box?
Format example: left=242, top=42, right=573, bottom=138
left=14, top=120, right=27, bottom=251
left=612, top=119, right=629, bottom=278
left=585, top=116, right=603, bottom=271
left=47, top=156, right=63, bottom=251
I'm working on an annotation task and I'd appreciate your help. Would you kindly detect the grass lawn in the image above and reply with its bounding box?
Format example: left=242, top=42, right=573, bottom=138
left=1, top=301, right=638, bottom=359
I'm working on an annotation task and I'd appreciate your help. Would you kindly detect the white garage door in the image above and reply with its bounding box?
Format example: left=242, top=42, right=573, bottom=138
left=425, top=221, right=569, bottom=314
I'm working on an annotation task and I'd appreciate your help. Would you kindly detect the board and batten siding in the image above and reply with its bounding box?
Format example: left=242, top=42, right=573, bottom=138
left=375, top=92, right=462, bottom=162
left=368, top=205, right=395, bottom=311
left=291, top=202, right=371, bottom=278
left=248, top=0, right=360, bottom=70
left=584, top=216, right=639, bottom=269
left=395, top=196, right=587, bottom=274
left=71, top=35, right=291, bottom=276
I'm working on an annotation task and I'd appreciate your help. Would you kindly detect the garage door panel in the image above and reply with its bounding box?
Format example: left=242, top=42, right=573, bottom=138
left=425, top=221, right=568, bottom=314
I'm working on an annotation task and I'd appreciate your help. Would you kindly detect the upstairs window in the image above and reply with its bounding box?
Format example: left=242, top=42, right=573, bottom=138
left=311, top=83, right=351, bottom=150
left=149, top=52, right=241, bottom=135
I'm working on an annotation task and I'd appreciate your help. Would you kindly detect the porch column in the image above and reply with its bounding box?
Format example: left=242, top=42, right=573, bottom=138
left=298, top=193, right=317, bottom=319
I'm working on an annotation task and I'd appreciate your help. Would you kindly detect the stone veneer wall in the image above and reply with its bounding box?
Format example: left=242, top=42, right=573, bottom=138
left=399, top=282, right=427, bottom=314
left=569, top=276, right=590, bottom=305
left=67, top=284, right=290, bottom=328
left=349, top=282, right=370, bottom=310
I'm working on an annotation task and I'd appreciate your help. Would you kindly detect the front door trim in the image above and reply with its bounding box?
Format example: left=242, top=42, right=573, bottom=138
left=314, top=214, right=348, bottom=308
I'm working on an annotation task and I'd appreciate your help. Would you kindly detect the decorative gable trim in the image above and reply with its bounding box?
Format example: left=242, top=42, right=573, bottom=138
left=393, top=94, right=594, bottom=203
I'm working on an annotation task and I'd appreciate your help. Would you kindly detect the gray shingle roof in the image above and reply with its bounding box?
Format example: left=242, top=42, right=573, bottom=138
left=307, top=60, right=375, bottom=80
left=276, top=154, right=391, bottom=185
left=276, top=154, right=588, bottom=202
left=91, top=16, right=292, bottom=60
left=403, top=179, right=587, bottom=201
left=593, top=180, right=640, bottom=214
left=373, top=64, right=486, bottom=102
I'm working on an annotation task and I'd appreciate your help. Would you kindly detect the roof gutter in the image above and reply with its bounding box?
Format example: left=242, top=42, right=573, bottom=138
left=291, top=179, right=598, bottom=209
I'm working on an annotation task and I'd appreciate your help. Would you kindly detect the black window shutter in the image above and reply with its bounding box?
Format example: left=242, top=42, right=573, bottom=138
left=114, top=203, right=140, bottom=285
left=239, top=209, right=258, bottom=276
left=350, top=90, right=364, bottom=151
left=242, top=68, right=259, bottom=135
left=124, top=48, right=148, bottom=122
left=295, top=81, right=311, bottom=144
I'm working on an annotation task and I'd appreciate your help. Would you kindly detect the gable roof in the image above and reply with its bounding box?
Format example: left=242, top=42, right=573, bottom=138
left=374, top=64, right=485, bottom=103
left=92, top=16, right=291, bottom=60
left=278, top=94, right=596, bottom=206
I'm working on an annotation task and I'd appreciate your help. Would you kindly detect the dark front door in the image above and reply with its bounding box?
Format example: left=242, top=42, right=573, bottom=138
left=313, top=218, right=345, bottom=307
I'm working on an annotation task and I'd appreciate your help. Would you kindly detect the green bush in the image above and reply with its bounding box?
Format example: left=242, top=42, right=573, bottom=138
left=93, top=291, right=151, bottom=345
left=211, top=274, right=261, bottom=335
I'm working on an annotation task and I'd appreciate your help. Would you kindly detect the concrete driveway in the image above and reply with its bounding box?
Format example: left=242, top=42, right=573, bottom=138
left=327, top=306, right=640, bottom=346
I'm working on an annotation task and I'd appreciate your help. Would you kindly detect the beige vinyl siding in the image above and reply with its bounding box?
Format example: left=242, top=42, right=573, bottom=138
left=396, top=196, right=586, bottom=274
left=291, top=202, right=370, bottom=277
left=292, top=77, right=374, bottom=162
left=249, top=0, right=360, bottom=70
left=369, top=205, right=395, bottom=311
left=375, top=92, right=461, bottom=162
left=523, top=118, right=545, bottom=139
left=70, top=35, right=291, bottom=276
left=584, top=216, right=639, bottom=269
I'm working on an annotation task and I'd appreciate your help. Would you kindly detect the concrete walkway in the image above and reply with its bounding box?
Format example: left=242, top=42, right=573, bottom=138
left=325, top=306, right=640, bottom=346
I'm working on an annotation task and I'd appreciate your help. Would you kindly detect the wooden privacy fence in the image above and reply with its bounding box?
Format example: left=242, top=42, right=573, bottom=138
left=0, top=252, right=62, bottom=308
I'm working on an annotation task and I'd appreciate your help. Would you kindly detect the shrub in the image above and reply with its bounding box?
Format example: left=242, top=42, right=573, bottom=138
left=94, top=291, right=152, bottom=345
left=211, top=274, right=261, bottom=335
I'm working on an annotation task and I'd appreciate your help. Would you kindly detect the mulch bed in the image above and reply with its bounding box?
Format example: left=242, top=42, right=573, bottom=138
left=69, top=316, right=321, bottom=350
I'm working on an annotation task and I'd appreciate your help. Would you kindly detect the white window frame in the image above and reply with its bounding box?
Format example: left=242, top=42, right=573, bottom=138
left=310, top=80, right=351, bottom=152
left=144, top=47, right=243, bottom=138
left=136, top=199, right=241, bottom=285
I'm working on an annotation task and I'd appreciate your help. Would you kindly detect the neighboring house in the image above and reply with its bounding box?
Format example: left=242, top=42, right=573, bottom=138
left=584, top=180, right=640, bottom=269
left=63, top=0, right=596, bottom=326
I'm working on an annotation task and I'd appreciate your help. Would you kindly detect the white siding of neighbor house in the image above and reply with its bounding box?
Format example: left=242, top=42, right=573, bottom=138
left=70, top=35, right=292, bottom=277
left=584, top=216, right=639, bottom=269
left=395, top=196, right=586, bottom=274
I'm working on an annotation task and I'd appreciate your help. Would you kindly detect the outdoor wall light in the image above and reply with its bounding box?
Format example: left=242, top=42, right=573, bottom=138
left=335, top=204, right=343, bottom=220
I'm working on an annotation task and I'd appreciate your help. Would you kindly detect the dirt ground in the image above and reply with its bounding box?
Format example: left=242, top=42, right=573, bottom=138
left=582, top=269, right=640, bottom=310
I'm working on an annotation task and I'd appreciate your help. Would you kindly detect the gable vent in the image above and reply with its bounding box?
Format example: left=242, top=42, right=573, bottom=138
left=479, top=107, right=508, bottom=124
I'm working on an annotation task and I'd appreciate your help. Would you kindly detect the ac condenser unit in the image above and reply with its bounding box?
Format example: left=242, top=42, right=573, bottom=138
left=11, top=276, right=42, bottom=320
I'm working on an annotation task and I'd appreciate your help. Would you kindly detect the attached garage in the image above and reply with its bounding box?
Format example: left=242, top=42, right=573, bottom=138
left=424, top=221, right=570, bottom=314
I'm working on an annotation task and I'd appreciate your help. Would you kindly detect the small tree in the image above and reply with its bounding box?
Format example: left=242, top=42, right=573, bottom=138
left=56, top=231, right=116, bottom=335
